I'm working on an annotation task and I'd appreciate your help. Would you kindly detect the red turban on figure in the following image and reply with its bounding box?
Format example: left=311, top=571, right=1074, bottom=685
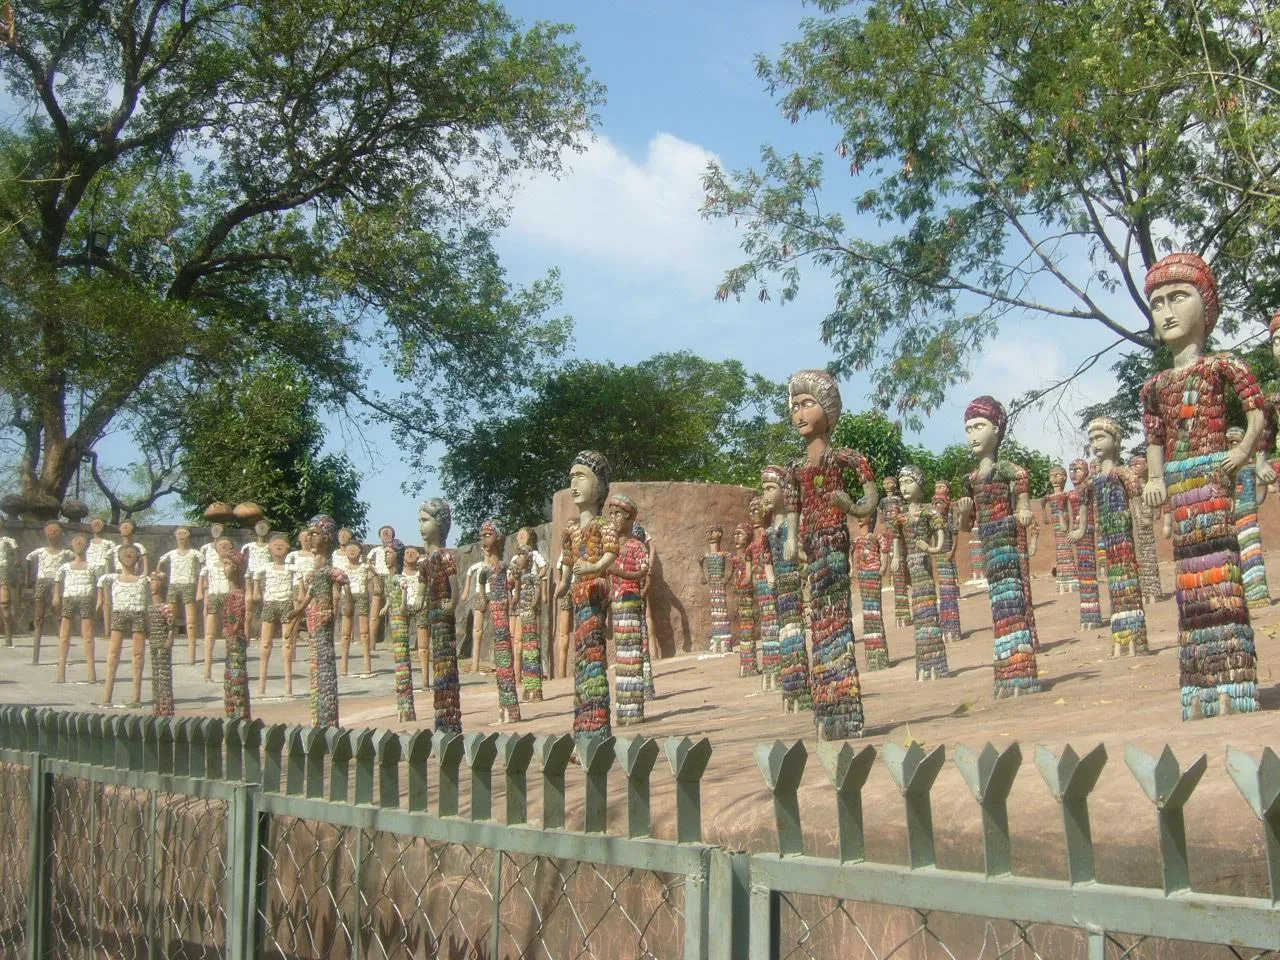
left=1144, top=253, right=1220, bottom=336
left=964, top=395, right=1008, bottom=448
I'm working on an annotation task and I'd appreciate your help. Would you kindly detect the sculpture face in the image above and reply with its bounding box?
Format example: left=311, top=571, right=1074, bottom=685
left=120, top=520, right=136, bottom=537
left=790, top=393, right=829, bottom=440
left=1050, top=469, right=1066, bottom=491
left=404, top=546, right=420, bottom=569
left=70, top=534, right=87, bottom=556
left=344, top=543, right=362, bottom=565
left=1149, top=281, right=1206, bottom=347
left=481, top=527, right=502, bottom=552
left=1131, top=456, right=1149, bottom=481
left=760, top=481, right=785, bottom=516
left=568, top=464, right=601, bottom=509
left=965, top=417, right=998, bottom=457
left=1069, top=462, right=1089, bottom=486
left=899, top=475, right=922, bottom=502
left=255, top=520, right=271, bottom=538
left=383, top=545, right=401, bottom=572
left=1088, top=429, right=1117, bottom=461
left=882, top=477, right=898, bottom=495
left=215, top=537, right=235, bottom=561
left=175, top=527, right=191, bottom=548
left=90, top=517, right=105, bottom=534
left=337, top=528, right=352, bottom=547
left=206, top=522, right=221, bottom=539
left=706, top=527, right=722, bottom=545
left=607, top=504, right=633, bottom=535
left=270, top=538, right=290, bottom=562
left=749, top=498, right=771, bottom=526
left=1272, top=335, right=1280, bottom=363
left=733, top=526, right=750, bottom=548
left=418, top=509, right=439, bottom=543
left=119, top=545, right=140, bottom=572
left=378, top=526, right=395, bottom=546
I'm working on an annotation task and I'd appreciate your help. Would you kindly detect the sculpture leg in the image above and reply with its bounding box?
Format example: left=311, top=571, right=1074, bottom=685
left=82, top=617, right=96, bottom=683
left=103, top=629, right=124, bottom=705
left=130, top=630, right=145, bottom=707
left=56, top=614, right=72, bottom=683
left=0, top=584, right=11, bottom=646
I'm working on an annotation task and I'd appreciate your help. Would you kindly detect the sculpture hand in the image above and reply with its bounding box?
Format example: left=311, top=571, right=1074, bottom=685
left=891, top=556, right=901, bottom=573
left=829, top=491, right=855, bottom=514
left=1015, top=508, right=1033, bottom=527
left=572, top=559, right=595, bottom=576
left=1143, top=477, right=1168, bottom=509
left=914, top=539, right=932, bottom=553
left=1258, top=461, right=1277, bottom=485
left=782, top=535, right=797, bottom=563
left=1067, top=529, right=1083, bottom=544
left=956, top=496, right=974, bottom=518
left=1222, top=443, right=1250, bottom=475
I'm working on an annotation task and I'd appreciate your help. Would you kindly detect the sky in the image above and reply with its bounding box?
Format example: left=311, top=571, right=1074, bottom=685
left=91, top=0, right=1141, bottom=539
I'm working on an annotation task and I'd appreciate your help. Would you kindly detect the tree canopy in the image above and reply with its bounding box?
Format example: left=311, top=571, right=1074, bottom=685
left=440, top=352, right=798, bottom=537
left=703, top=0, right=1280, bottom=428
left=0, top=0, right=602, bottom=509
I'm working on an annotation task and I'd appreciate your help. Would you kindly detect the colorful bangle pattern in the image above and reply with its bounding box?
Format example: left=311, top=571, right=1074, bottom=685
left=517, top=569, right=543, bottom=701
left=305, top=566, right=346, bottom=729
left=612, top=536, right=648, bottom=725
left=854, top=534, right=889, bottom=671
left=386, top=575, right=416, bottom=722
left=149, top=605, right=174, bottom=717
left=931, top=502, right=963, bottom=643
left=485, top=561, right=520, bottom=719
left=794, top=448, right=873, bottom=739
left=1043, top=491, right=1080, bottom=591
left=769, top=519, right=812, bottom=707
left=1233, top=465, right=1270, bottom=610
left=966, top=534, right=988, bottom=586
left=1141, top=354, right=1262, bottom=719
left=897, top=506, right=949, bottom=679
left=703, top=552, right=732, bottom=653
left=424, top=548, right=462, bottom=733
left=565, top=516, right=615, bottom=736
left=732, top=547, right=758, bottom=677
left=1129, top=496, right=1164, bottom=600
left=1068, top=488, right=1104, bottom=629
left=750, top=529, right=781, bottom=687
left=222, top=586, right=251, bottom=721
left=968, top=461, right=1041, bottom=698
left=1093, top=468, right=1150, bottom=655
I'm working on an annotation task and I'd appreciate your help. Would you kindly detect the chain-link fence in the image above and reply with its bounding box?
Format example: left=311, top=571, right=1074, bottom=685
left=0, top=759, right=30, bottom=956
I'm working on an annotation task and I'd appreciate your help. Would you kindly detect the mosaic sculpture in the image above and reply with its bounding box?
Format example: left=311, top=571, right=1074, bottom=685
left=1127, top=455, right=1165, bottom=601
left=608, top=494, right=649, bottom=725
left=1068, top=459, right=1105, bottom=630
left=853, top=513, right=889, bottom=671
left=419, top=498, right=462, bottom=733
left=289, top=514, right=347, bottom=729
left=931, top=480, right=963, bottom=644
left=731, top=521, right=758, bottom=677
left=1080, top=417, right=1150, bottom=657
left=762, top=466, right=812, bottom=708
left=556, top=450, right=617, bottom=738
left=219, top=540, right=251, bottom=721
left=147, top=573, right=174, bottom=716
left=1140, top=252, right=1267, bottom=719
left=255, top=535, right=295, bottom=699
left=54, top=533, right=95, bottom=683
left=1041, top=466, right=1080, bottom=593
left=512, top=547, right=544, bottom=701
left=698, top=524, right=733, bottom=653
left=749, top=495, right=782, bottom=690
left=880, top=477, right=912, bottom=627
left=382, top=539, right=416, bottom=722
left=957, top=396, right=1041, bottom=698
left=26, top=520, right=71, bottom=664
left=1226, top=425, right=1270, bottom=610
left=636, top=523, right=658, bottom=701
left=99, top=543, right=148, bottom=707
left=787, top=369, right=878, bottom=740
left=965, top=532, right=988, bottom=588
left=893, top=466, right=949, bottom=680
left=0, top=517, right=12, bottom=647
left=338, top=542, right=373, bottom=677
left=479, top=519, right=520, bottom=724
left=159, top=527, right=203, bottom=668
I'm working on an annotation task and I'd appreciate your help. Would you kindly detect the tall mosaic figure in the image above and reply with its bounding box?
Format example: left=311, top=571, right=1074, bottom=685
left=1140, top=252, right=1268, bottom=720
left=785, top=369, right=878, bottom=740
left=419, top=499, right=462, bottom=733
left=893, top=466, right=949, bottom=681
left=556, top=450, right=617, bottom=738
left=699, top=525, right=733, bottom=653
left=957, top=396, right=1041, bottom=698
left=731, top=522, right=758, bottom=677
left=762, top=466, right=812, bottom=709
left=1041, top=466, right=1079, bottom=593
left=853, top=514, right=889, bottom=670
left=1068, top=459, right=1105, bottom=629
left=1077, top=418, right=1149, bottom=657
left=607, top=494, right=649, bottom=725
left=931, top=480, right=963, bottom=644
left=880, top=477, right=912, bottom=628
left=749, top=495, right=782, bottom=690
left=1227, top=426, right=1270, bottom=610
left=289, top=515, right=347, bottom=729
left=1128, top=455, right=1165, bottom=601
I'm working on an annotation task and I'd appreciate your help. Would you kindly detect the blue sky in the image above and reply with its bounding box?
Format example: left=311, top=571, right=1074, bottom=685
left=97, top=0, right=1135, bottom=539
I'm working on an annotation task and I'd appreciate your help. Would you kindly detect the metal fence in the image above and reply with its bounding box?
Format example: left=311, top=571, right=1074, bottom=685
left=0, top=706, right=1277, bottom=960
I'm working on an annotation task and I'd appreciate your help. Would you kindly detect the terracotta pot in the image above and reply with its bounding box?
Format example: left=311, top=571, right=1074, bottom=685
left=233, top=501, right=264, bottom=525
left=203, top=501, right=235, bottom=524
left=27, top=494, right=61, bottom=521
left=61, top=498, right=90, bottom=521
left=0, top=494, right=27, bottom=518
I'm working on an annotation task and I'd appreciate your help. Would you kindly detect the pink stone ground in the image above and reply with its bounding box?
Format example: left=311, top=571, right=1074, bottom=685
left=2, top=558, right=1277, bottom=899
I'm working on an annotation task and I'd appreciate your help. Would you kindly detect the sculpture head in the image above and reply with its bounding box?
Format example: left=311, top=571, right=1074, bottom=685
left=403, top=545, right=421, bottom=570
left=204, top=521, right=221, bottom=540
left=150, top=569, right=166, bottom=598
left=118, top=543, right=140, bottom=573
left=512, top=546, right=532, bottom=574
left=1146, top=253, right=1219, bottom=349
left=705, top=524, right=723, bottom=546
left=418, top=498, right=452, bottom=545
left=343, top=541, right=363, bottom=566
left=90, top=517, right=105, bottom=535
left=760, top=465, right=791, bottom=517
left=255, top=519, right=271, bottom=539
left=174, top=526, right=191, bottom=548
left=748, top=495, right=771, bottom=527
left=732, top=521, right=751, bottom=549
left=1049, top=466, right=1067, bottom=491
left=516, top=526, right=538, bottom=550
left=788, top=369, right=841, bottom=440
left=480, top=519, right=505, bottom=555
left=384, top=538, right=406, bottom=573
left=568, top=450, right=610, bottom=513
left=269, top=535, right=291, bottom=562
left=633, top=522, right=648, bottom=543
left=1130, top=455, right=1149, bottom=481
left=120, top=518, right=137, bottom=538
left=336, top=527, right=352, bottom=547
left=898, top=465, right=925, bottom=503
left=932, top=479, right=952, bottom=510
left=70, top=534, right=87, bottom=557
left=606, top=493, right=637, bottom=537
left=43, top=520, right=63, bottom=544
left=882, top=476, right=899, bottom=496
left=1069, top=458, right=1090, bottom=487
left=308, top=514, right=338, bottom=557
left=964, top=396, right=1007, bottom=458
left=378, top=525, right=395, bottom=547
left=219, top=539, right=245, bottom=584
left=1226, top=426, right=1245, bottom=445
left=1087, top=416, right=1123, bottom=462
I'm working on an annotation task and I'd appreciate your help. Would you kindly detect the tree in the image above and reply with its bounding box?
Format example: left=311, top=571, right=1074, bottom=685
left=0, top=0, right=601, bottom=505
left=702, top=0, right=1280, bottom=428
left=440, top=353, right=795, bottom=537
left=175, top=361, right=368, bottom=536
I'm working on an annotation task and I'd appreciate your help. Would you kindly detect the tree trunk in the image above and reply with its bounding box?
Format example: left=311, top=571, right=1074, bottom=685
left=20, top=433, right=77, bottom=506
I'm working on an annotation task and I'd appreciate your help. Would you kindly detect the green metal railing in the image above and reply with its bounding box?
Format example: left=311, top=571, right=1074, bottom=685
left=0, top=705, right=1277, bottom=959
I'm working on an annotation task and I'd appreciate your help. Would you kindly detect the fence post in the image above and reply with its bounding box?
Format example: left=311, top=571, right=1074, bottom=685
left=538, top=734, right=574, bottom=830
left=501, top=734, right=535, bottom=826
left=404, top=730, right=433, bottom=813
left=1125, top=745, right=1207, bottom=895
left=225, top=782, right=261, bottom=960
left=617, top=736, right=659, bottom=839
left=465, top=733, right=499, bottom=822
left=1035, top=744, right=1108, bottom=884
left=882, top=742, right=947, bottom=870
left=1225, top=746, right=1280, bottom=904
left=667, top=737, right=712, bottom=844
left=817, top=742, right=877, bottom=864
left=955, top=742, right=1022, bottom=877
left=26, top=752, right=51, bottom=960
left=436, top=733, right=464, bottom=818
left=577, top=735, right=616, bottom=834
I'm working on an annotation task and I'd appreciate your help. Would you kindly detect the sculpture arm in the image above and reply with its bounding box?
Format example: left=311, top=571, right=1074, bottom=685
left=1259, top=469, right=1270, bottom=505
left=1162, top=511, right=1173, bottom=540
left=891, top=536, right=902, bottom=573
left=441, top=572, right=460, bottom=615
left=698, top=555, right=708, bottom=585
left=922, top=526, right=945, bottom=556
left=1143, top=443, right=1168, bottom=508
left=1027, top=524, right=1040, bottom=557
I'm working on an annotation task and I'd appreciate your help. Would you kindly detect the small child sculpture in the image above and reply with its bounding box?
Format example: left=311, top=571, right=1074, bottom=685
left=255, top=534, right=294, bottom=699
left=748, top=495, right=782, bottom=690
left=242, top=519, right=273, bottom=633
left=957, top=396, right=1041, bottom=698
left=199, top=520, right=229, bottom=674
left=367, top=524, right=395, bottom=650
left=880, top=477, right=912, bottom=628
left=607, top=494, right=649, bottom=725
left=698, top=524, right=732, bottom=653
left=86, top=517, right=114, bottom=630
left=730, top=521, right=758, bottom=677
left=338, top=542, right=373, bottom=677
left=931, top=480, right=963, bottom=644
left=54, top=534, right=96, bottom=683
left=1140, top=252, right=1270, bottom=719
left=892, top=466, right=949, bottom=681
left=1226, top=425, right=1270, bottom=609
left=1067, top=459, right=1105, bottom=630
left=1041, top=466, right=1080, bottom=593
left=762, top=466, right=811, bottom=709
left=26, top=521, right=71, bottom=664
left=511, top=546, right=544, bottom=702
left=1075, top=417, right=1149, bottom=657
left=380, top=539, right=416, bottom=722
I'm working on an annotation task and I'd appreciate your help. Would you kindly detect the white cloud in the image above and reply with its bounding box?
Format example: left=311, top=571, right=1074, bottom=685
left=505, top=132, right=744, bottom=298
